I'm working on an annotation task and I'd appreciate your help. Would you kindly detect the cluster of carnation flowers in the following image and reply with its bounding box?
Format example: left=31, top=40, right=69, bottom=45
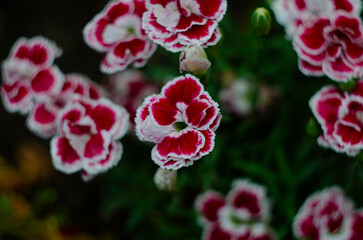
left=83, top=0, right=227, bottom=170
left=309, top=80, right=363, bottom=156
left=293, top=186, right=363, bottom=240
left=83, top=0, right=228, bottom=73
left=272, top=0, right=363, bottom=81
left=195, top=179, right=277, bottom=240
left=1, top=36, right=130, bottom=181
left=271, top=0, right=363, bottom=156
left=84, top=0, right=227, bottom=170
left=2, top=0, right=228, bottom=180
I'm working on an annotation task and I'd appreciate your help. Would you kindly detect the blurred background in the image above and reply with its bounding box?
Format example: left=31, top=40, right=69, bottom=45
left=1, top=0, right=363, bottom=239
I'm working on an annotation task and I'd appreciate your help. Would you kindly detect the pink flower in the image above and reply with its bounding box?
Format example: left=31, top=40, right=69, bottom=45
left=142, top=0, right=227, bottom=52
left=293, top=186, right=355, bottom=240
left=218, top=180, right=272, bottom=238
left=135, top=74, right=221, bottom=170
left=83, top=0, right=156, bottom=73
left=2, top=36, right=63, bottom=114
left=27, top=73, right=104, bottom=138
left=309, top=80, right=363, bottom=156
left=104, top=70, right=158, bottom=125
left=293, top=12, right=363, bottom=82
left=272, top=0, right=361, bottom=38
left=50, top=97, right=129, bottom=180
left=195, top=179, right=276, bottom=240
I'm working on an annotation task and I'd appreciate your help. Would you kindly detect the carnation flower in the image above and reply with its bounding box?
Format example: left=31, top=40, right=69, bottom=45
left=195, top=179, right=276, bottom=240
left=272, top=0, right=362, bottom=38
left=104, top=70, right=158, bottom=125
left=1, top=36, right=63, bottom=114
left=27, top=73, right=104, bottom=138
left=293, top=186, right=355, bottom=240
left=135, top=74, right=221, bottom=170
left=50, top=97, right=129, bottom=180
left=293, top=12, right=363, bottom=82
left=310, top=80, right=363, bottom=156
left=142, top=0, right=227, bottom=52
left=83, top=0, right=156, bottom=73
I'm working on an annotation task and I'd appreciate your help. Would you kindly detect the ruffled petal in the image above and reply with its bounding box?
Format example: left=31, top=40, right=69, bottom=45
left=50, top=136, right=82, bottom=174
left=155, top=129, right=205, bottom=159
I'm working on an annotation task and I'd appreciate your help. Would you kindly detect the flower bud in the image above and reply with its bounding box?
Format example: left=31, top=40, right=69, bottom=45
left=154, top=168, right=177, bottom=191
left=180, top=45, right=211, bottom=76
left=338, top=78, right=356, bottom=92
left=251, top=7, right=271, bottom=36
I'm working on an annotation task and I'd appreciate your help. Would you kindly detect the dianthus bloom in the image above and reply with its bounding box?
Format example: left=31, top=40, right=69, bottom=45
left=135, top=74, right=221, bottom=170
left=293, top=12, right=363, bottom=82
left=195, top=179, right=276, bottom=240
left=50, top=97, right=129, bottom=181
left=2, top=36, right=63, bottom=114
left=27, top=74, right=104, bottom=138
left=272, top=0, right=361, bottom=37
left=83, top=0, right=156, bottom=73
left=104, top=70, right=158, bottom=125
left=309, top=80, right=363, bottom=156
left=142, top=0, right=227, bottom=52
left=293, top=186, right=363, bottom=240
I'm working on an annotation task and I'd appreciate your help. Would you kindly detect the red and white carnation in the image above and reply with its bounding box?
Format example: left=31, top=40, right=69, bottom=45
left=2, top=36, right=63, bottom=114
left=310, top=80, right=363, bottom=156
left=293, top=12, right=363, bottom=82
left=293, top=186, right=356, bottom=240
left=142, top=0, right=227, bottom=52
left=272, top=0, right=362, bottom=38
left=104, top=70, right=158, bottom=125
left=50, top=97, right=129, bottom=180
left=83, top=0, right=156, bottom=73
left=195, top=179, right=276, bottom=240
left=135, top=74, right=221, bottom=170
left=27, top=73, right=104, bottom=138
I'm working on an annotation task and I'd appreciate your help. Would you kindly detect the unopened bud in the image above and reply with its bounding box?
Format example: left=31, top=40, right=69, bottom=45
left=154, top=168, right=177, bottom=191
left=338, top=78, right=356, bottom=92
left=180, top=45, right=211, bottom=76
left=251, top=7, right=271, bottom=36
